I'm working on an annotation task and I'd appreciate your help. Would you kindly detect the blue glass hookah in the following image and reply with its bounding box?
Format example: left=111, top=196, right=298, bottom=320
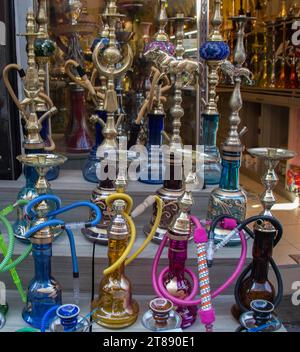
left=5, top=161, right=102, bottom=330
left=139, top=0, right=174, bottom=185
left=2, top=10, right=59, bottom=243
left=199, top=0, right=230, bottom=186
left=206, top=13, right=252, bottom=246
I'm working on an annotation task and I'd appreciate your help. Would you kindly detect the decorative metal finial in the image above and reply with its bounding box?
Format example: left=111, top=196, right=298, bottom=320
left=154, top=0, right=169, bottom=42
left=221, top=15, right=252, bottom=147
left=209, top=0, right=223, bottom=42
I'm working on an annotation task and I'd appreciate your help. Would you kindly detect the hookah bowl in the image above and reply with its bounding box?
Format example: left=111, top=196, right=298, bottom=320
left=49, top=304, right=89, bottom=332
left=20, top=154, right=67, bottom=329
left=237, top=300, right=282, bottom=332
left=14, top=154, right=67, bottom=244
left=142, top=297, right=181, bottom=331
left=91, top=200, right=139, bottom=329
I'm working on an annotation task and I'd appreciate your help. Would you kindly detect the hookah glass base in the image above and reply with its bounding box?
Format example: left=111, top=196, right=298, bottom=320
left=22, top=244, right=62, bottom=329
left=91, top=298, right=139, bottom=329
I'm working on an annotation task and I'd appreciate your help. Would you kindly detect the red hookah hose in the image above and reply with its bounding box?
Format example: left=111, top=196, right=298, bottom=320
left=151, top=215, right=247, bottom=329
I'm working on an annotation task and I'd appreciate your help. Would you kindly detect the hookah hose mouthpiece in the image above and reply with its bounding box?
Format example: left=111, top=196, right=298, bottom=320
left=209, top=214, right=283, bottom=313
left=102, top=194, right=163, bottom=276
left=152, top=214, right=248, bottom=331
left=24, top=194, right=102, bottom=302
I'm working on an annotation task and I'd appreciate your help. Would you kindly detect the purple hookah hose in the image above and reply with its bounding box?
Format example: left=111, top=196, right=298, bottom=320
left=151, top=215, right=247, bottom=329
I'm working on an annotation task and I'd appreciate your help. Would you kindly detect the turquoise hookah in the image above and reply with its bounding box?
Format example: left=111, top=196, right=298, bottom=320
left=199, top=0, right=229, bottom=186
left=206, top=13, right=252, bottom=246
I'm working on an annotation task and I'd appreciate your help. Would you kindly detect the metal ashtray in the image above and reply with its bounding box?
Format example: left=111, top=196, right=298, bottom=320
left=142, top=298, right=182, bottom=332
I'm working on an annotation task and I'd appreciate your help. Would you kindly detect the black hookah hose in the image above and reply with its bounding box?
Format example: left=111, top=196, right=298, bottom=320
left=209, top=214, right=284, bottom=313
left=89, top=241, right=96, bottom=332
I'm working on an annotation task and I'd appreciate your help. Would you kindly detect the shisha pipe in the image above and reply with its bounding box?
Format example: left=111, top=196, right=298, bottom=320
left=143, top=14, right=199, bottom=242
left=206, top=13, right=252, bottom=246
left=199, top=0, right=230, bottom=185
left=91, top=169, right=163, bottom=328
left=3, top=10, right=58, bottom=243
left=152, top=172, right=248, bottom=331
left=82, top=0, right=133, bottom=244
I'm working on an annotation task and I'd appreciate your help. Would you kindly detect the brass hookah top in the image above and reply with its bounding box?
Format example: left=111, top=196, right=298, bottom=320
left=154, top=0, right=169, bottom=42
left=108, top=199, right=129, bottom=240
left=168, top=171, right=199, bottom=237
left=220, top=14, right=253, bottom=153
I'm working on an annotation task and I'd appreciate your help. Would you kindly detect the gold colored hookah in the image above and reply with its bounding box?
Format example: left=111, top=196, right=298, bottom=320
left=275, top=1, right=287, bottom=89
left=82, top=0, right=134, bottom=245
left=91, top=167, right=163, bottom=329
left=2, top=10, right=58, bottom=242
left=267, top=19, right=277, bottom=88
left=143, top=13, right=198, bottom=243
left=258, top=22, right=268, bottom=88
left=3, top=10, right=57, bottom=151
left=250, top=22, right=262, bottom=85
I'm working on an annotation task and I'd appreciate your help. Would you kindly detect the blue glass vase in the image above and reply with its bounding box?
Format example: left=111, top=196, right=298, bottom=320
left=207, top=150, right=247, bottom=246
left=139, top=113, right=165, bottom=185
left=22, top=243, right=62, bottom=329
left=202, top=113, right=221, bottom=185
left=82, top=110, right=107, bottom=183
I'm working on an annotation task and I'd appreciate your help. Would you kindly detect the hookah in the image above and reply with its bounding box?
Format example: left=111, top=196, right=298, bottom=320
left=151, top=171, right=248, bottom=331
left=134, top=0, right=175, bottom=185
left=143, top=13, right=199, bottom=241
left=250, top=26, right=262, bottom=85
left=34, top=0, right=59, bottom=181
left=206, top=13, right=251, bottom=246
left=275, top=7, right=287, bottom=89
left=64, top=7, right=109, bottom=182
left=267, top=19, right=277, bottom=88
left=0, top=159, right=102, bottom=328
left=52, top=0, right=94, bottom=153
left=286, top=51, right=299, bottom=89
left=230, top=147, right=296, bottom=319
left=258, top=23, right=268, bottom=88
left=81, top=0, right=133, bottom=244
left=91, top=170, right=163, bottom=329
left=2, top=10, right=58, bottom=243
left=199, top=0, right=230, bottom=186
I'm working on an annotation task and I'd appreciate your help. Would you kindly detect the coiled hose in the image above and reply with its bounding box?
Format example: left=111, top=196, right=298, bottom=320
left=24, top=195, right=102, bottom=278
left=0, top=200, right=32, bottom=273
left=103, top=194, right=163, bottom=276
left=209, top=214, right=283, bottom=313
left=152, top=215, right=247, bottom=309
